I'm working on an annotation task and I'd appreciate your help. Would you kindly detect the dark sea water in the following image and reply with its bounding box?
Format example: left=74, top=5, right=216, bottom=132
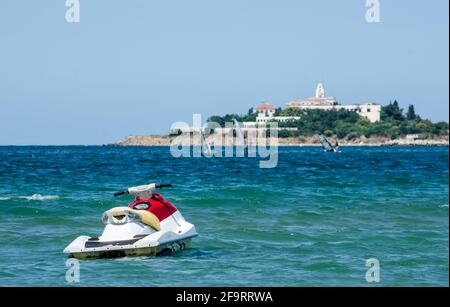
left=0, top=146, right=448, bottom=286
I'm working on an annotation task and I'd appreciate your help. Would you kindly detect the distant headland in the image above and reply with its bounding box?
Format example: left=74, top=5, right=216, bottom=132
left=109, top=83, right=449, bottom=147
left=109, top=134, right=448, bottom=147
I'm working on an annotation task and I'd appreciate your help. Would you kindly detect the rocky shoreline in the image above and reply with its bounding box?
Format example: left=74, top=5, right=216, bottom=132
left=108, top=135, right=449, bottom=147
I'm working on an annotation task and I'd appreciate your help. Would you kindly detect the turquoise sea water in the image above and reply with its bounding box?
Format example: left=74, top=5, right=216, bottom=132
left=0, top=146, right=448, bottom=286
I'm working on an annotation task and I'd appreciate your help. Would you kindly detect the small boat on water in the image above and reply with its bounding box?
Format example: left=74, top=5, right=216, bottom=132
left=64, top=183, right=198, bottom=259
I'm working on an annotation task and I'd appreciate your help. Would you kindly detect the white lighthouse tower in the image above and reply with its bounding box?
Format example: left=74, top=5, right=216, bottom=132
left=315, top=82, right=325, bottom=99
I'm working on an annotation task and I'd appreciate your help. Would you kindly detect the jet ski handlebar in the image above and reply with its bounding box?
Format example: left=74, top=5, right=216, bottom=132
left=113, top=184, right=172, bottom=197
left=113, top=190, right=130, bottom=197
left=155, top=184, right=172, bottom=189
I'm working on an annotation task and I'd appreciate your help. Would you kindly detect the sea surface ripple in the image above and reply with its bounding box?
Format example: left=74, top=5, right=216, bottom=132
left=0, top=146, right=448, bottom=286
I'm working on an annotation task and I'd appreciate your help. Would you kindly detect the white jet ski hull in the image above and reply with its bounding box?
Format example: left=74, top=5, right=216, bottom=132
left=64, top=209, right=198, bottom=259
left=66, top=237, right=195, bottom=259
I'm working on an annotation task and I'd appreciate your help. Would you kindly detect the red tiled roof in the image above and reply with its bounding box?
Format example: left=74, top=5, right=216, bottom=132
left=254, top=102, right=275, bottom=110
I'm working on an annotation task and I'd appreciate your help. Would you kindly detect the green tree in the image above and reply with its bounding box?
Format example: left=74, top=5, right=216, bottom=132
left=274, top=107, right=283, bottom=116
left=278, top=129, right=292, bottom=138
left=432, top=122, right=449, bottom=135
left=240, top=112, right=257, bottom=122
left=207, top=115, right=225, bottom=127
left=280, top=108, right=305, bottom=117
left=324, top=130, right=334, bottom=137
left=407, top=105, right=417, bottom=121
left=381, top=100, right=405, bottom=121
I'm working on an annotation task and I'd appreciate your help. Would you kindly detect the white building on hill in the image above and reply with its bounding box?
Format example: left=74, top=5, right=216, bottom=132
left=171, top=83, right=381, bottom=135
left=250, top=101, right=301, bottom=126
left=285, top=83, right=381, bottom=123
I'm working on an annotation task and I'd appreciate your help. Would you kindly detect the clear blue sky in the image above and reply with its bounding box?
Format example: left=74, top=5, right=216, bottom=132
left=0, top=0, right=448, bottom=145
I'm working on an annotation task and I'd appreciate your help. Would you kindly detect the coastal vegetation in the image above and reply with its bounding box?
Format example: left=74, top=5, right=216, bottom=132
left=207, top=109, right=257, bottom=127
left=207, top=101, right=449, bottom=140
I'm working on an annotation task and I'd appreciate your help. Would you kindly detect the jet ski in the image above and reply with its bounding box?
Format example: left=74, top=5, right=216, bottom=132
left=64, top=183, right=198, bottom=259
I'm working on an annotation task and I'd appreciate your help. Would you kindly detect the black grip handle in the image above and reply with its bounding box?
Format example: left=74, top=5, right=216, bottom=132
left=155, top=184, right=172, bottom=188
left=113, top=190, right=129, bottom=197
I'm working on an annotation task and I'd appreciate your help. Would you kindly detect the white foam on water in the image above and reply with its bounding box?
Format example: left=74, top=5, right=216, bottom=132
left=18, top=194, right=60, bottom=201
left=439, top=204, right=449, bottom=208
left=0, top=197, right=11, bottom=200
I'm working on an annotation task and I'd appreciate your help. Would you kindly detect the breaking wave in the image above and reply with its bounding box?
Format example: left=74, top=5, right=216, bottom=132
left=18, top=194, right=60, bottom=201
left=0, top=194, right=60, bottom=201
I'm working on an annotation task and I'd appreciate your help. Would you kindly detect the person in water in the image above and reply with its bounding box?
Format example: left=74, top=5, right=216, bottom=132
left=333, top=141, right=339, bottom=152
